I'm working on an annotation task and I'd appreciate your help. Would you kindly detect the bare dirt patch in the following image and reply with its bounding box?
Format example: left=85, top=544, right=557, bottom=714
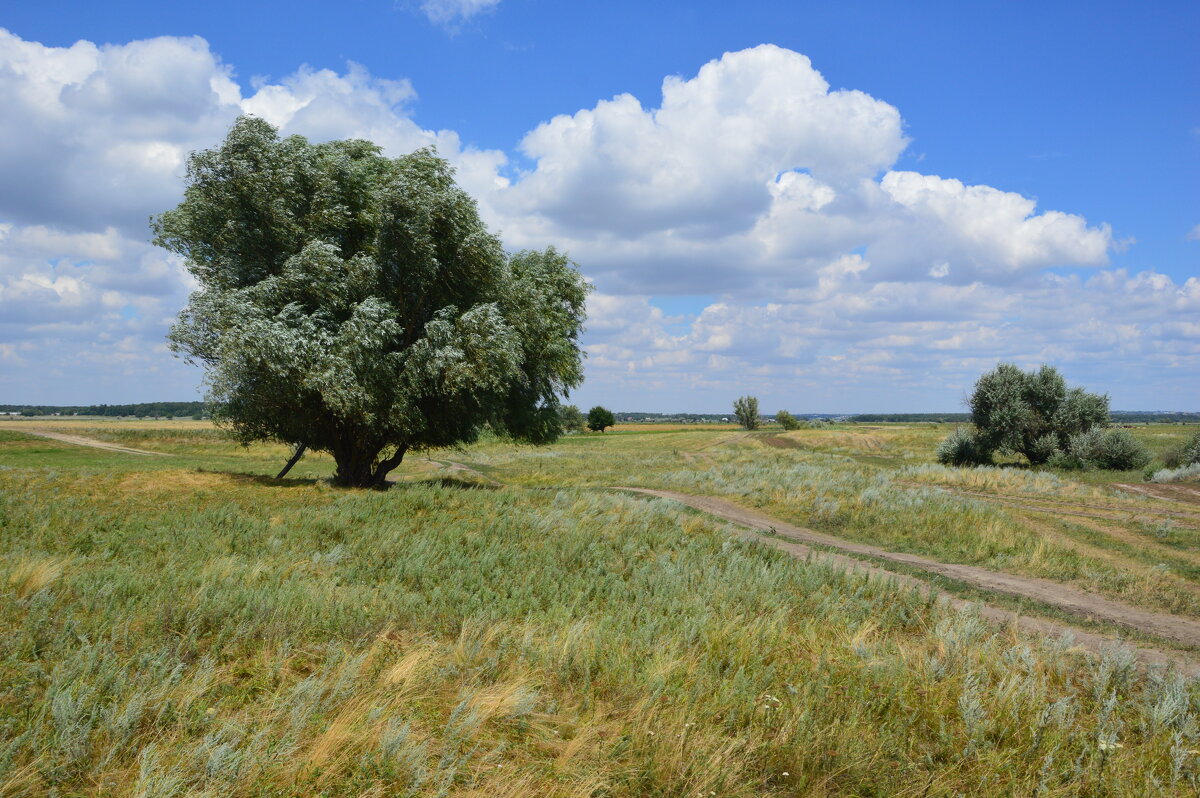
left=18, top=428, right=172, bottom=456
left=616, top=487, right=1200, bottom=671
left=1117, top=482, right=1200, bottom=506
left=417, top=458, right=502, bottom=487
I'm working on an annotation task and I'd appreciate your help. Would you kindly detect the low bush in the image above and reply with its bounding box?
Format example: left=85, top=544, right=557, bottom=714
left=1092, top=429, right=1153, bottom=470
left=1150, top=462, right=1200, bottom=484
left=1160, top=446, right=1188, bottom=470
left=1047, top=450, right=1086, bottom=470
left=1061, top=428, right=1151, bottom=471
left=1028, top=433, right=1059, bottom=466
left=935, top=427, right=988, bottom=466
left=1183, top=431, right=1200, bottom=466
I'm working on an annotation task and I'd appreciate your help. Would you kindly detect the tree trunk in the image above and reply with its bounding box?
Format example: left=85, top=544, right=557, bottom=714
left=331, top=443, right=407, bottom=489
left=332, top=443, right=378, bottom=488
left=370, top=445, right=408, bottom=488
left=275, top=442, right=307, bottom=479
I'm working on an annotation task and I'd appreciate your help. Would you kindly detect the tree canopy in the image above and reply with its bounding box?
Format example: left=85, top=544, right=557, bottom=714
left=968, top=363, right=1108, bottom=464
left=586, top=406, right=615, bottom=432
left=937, top=363, right=1118, bottom=467
left=733, top=396, right=760, bottom=430
left=558, top=404, right=585, bottom=433
left=775, top=409, right=801, bottom=430
left=156, top=117, right=588, bottom=487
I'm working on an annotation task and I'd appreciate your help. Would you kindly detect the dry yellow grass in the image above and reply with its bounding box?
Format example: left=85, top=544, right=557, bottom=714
left=8, top=556, right=65, bottom=599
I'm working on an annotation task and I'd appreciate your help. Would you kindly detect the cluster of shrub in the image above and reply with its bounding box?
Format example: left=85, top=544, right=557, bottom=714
left=938, top=424, right=1156, bottom=471
left=774, top=409, right=829, bottom=431
left=558, top=405, right=615, bottom=433
left=1150, top=434, right=1200, bottom=483
left=936, top=363, right=1166, bottom=472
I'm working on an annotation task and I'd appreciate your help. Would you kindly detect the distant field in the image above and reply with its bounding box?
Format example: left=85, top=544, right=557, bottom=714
left=3, top=419, right=1200, bottom=795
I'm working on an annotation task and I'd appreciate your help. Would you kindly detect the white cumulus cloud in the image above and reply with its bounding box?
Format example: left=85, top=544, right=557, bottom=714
left=478, top=44, right=1113, bottom=295
left=0, top=30, right=1191, bottom=409
left=419, top=0, right=501, bottom=25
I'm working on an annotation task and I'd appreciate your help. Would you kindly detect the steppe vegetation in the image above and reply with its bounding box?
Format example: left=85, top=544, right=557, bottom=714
left=4, top=418, right=1200, bottom=795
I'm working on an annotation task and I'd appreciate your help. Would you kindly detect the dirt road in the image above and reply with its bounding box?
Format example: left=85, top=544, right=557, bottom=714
left=16, top=428, right=172, bottom=457
left=617, top=487, right=1200, bottom=671
left=1116, top=482, right=1200, bottom=506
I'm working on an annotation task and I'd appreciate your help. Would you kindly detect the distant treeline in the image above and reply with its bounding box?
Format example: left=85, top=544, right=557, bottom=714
left=616, top=411, right=841, bottom=423
left=848, top=411, right=1200, bottom=424
left=0, top=402, right=207, bottom=418
left=848, top=413, right=972, bottom=423
left=1110, top=411, right=1200, bottom=424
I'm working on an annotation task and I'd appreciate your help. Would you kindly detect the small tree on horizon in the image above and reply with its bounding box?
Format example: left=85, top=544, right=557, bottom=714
left=733, top=396, right=760, bottom=430
left=587, top=406, right=615, bottom=432
left=775, top=409, right=801, bottom=430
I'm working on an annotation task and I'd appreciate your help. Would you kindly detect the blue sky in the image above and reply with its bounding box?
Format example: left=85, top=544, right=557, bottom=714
left=0, top=1, right=1197, bottom=411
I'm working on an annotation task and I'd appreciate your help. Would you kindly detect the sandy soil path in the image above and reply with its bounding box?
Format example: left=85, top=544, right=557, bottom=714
left=1116, top=482, right=1200, bottom=505
left=616, top=486, right=1200, bottom=671
left=17, top=428, right=172, bottom=457
left=419, top=457, right=502, bottom=486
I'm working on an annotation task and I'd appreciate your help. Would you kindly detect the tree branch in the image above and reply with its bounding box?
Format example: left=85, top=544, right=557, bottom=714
left=276, top=442, right=307, bottom=479
left=371, top=444, right=409, bottom=488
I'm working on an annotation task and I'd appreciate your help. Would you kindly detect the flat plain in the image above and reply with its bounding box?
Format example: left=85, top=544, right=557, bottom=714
left=3, top=418, right=1200, bottom=796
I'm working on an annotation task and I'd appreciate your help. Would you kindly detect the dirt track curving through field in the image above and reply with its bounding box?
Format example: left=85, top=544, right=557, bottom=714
left=616, top=487, right=1200, bottom=672
left=17, top=428, right=172, bottom=456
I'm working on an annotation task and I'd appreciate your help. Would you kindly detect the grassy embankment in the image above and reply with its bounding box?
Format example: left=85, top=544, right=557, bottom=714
left=2, top=420, right=1200, bottom=795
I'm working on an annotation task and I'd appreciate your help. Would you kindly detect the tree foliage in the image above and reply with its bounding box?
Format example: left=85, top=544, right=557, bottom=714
left=586, top=406, right=615, bottom=432
left=1184, top=431, right=1200, bottom=467
left=733, top=396, right=760, bottom=430
left=935, top=427, right=989, bottom=467
left=558, top=404, right=584, bottom=433
left=775, top=409, right=801, bottom=431
left=156, top=117, right=588, bottom=487
left=966, top=363, right=1109, bottom=465
left=1051, top=428, right=1152, bottom=471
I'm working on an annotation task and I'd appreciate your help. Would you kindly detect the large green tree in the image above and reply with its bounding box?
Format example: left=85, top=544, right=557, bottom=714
left=156, top=117, right=588, bottom=487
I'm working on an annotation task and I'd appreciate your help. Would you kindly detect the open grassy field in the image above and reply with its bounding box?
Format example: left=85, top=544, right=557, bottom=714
left=3, top=418, right=1200, bottom=796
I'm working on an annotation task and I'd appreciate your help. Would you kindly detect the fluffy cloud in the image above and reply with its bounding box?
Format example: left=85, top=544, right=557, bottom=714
left=473, top=45, right=1114, bottom=296
left=0, top=28, right=503, bottom=402
left=581, top=268, right=1200, bottom=411
left=419, top=0, right=501, bottom=25
left=0, top=30, right=236, bottom=235
left=0, top=30, right=1191, bottom=409
left=505, top=45, right=905, bottom=237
